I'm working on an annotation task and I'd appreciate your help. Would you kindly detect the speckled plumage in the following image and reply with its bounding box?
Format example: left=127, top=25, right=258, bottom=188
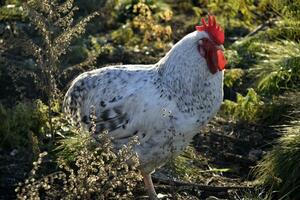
left=63, top=30, right=224, bottom=175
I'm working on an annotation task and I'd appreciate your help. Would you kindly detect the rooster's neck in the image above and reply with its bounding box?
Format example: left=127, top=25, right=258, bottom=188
left=156, top=42, right=223, bottom=115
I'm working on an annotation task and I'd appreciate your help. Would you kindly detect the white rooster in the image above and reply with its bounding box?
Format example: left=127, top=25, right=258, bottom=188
left=63, top=16, right=227, bottom=199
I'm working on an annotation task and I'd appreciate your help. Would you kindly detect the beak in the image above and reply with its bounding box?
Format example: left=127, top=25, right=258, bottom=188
left=219, top=45, right=225, bottom=51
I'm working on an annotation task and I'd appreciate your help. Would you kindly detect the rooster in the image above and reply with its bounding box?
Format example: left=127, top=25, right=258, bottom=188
left=63, top=15, right=227, bottom=199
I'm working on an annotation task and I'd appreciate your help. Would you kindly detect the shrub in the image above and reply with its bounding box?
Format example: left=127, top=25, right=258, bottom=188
left=224, top=68, right=245, bottom=88
left=0, top=101, right=45, bottom=150
left=221, top=88, right=264, bottom=123
left=0, top=1, right=23, bottom=21
left=113, top=0, right=172, bottom=50
left=15, top=130, right=142, bottom=199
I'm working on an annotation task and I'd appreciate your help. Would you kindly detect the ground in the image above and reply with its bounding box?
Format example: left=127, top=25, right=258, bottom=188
left=1, top=116, right=279, bottom=200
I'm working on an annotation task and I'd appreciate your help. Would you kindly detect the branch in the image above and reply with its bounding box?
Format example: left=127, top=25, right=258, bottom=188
left=53, top=12, right=99, bottom=58
left=245, top=18, right=277, bottom=38
left=153, top=177, right=253, bottom=192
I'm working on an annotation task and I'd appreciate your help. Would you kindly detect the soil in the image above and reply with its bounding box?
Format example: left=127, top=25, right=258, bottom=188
left=134, top=117, right=281, bottom=199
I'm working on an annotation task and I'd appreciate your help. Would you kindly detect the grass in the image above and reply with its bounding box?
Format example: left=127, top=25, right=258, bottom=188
left=253, top=121, right=300, bottom=200
left=257, top=54, right=300, bottom=95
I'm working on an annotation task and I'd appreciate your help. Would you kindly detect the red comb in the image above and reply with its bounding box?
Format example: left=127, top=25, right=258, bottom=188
left=196, top=15, right=224, bottom=45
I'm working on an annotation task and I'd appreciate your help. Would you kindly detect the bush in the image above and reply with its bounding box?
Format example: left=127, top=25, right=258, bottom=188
left=221, top=88, right=264, bottom=123
left=16, top=130, right=142, bottom=199
left=224, top=68, right=245, bottom=88
left=0, top=101, right=46, bottom=150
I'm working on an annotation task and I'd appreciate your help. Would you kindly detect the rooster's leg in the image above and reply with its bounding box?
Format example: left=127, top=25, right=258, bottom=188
left=141, top=171, right=158, bottom=200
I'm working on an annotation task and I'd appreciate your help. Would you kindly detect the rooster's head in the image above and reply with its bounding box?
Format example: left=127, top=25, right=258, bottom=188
left=195, top=15, right=227, bottom=74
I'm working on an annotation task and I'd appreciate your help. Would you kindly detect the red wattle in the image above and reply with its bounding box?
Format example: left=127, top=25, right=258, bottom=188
left=216, top=50, right=227, bottom=71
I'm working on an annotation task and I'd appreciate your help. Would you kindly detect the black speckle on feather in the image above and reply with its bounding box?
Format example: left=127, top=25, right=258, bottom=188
left=114, top=107, right=122, bottom=115
left=109, top=120, right=117, bottom=130
left=118, top=114, right=126, bottom=124
left=100, top=101, right=106, bottom=107
left=133, top=130, right=138, bottom=135
left=95, top=123, right=105, bottom=133
left=74, top=86, right=83, bottom=93
left=109, top=97, right=116, bottom=103
left=71, top=92, right=79, bottom=99
left=101, top=110, right=110, bottom=120
left=82, top=115, right=89, bottom=124
left=117, top=96, right=123, bottom=100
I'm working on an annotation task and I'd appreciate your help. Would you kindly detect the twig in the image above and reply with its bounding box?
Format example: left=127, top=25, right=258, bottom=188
left=245, top=18, right=277, bottom=38
left=153, top=177, right=253, bottom=192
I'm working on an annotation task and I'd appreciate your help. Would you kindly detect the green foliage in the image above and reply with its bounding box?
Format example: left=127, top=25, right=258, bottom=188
left=260, top=0, right=300, bottom=19
left=225, top=49, right=243, bottom=68
left=262, top=20, right=300, bottom=42
left=224, top=68, right=245, bottom=88
left=231, top=36, right=300, bottom=95
left=230, top=38, right=262, bottom=68
left=0, top=102, right=45, bottom=150
left=0, top=99, right=69, bottom=151
left=1, top=0, right=300, bottom=198
left=85, top=0, right=173, bottom=65
left=222, top=88, right=264, bottom=123
left=113, top=0, right=173, bottom=50
left=258, top=55, right=300, bottom=95
left=168, top=146, right=207, bottom=182
left=206, top=0, right=257, bottom=27
left=253, top=121, right=300, bottom=199
left=168, top=146, right=230, bottom=183
left=0, top=3, right=23, bottom=21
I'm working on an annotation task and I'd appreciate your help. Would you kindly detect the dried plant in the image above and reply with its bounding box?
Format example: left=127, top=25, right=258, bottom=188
left=15, top=125, right=142, bottom=199
left=19, top=0, right=98, bottom=136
